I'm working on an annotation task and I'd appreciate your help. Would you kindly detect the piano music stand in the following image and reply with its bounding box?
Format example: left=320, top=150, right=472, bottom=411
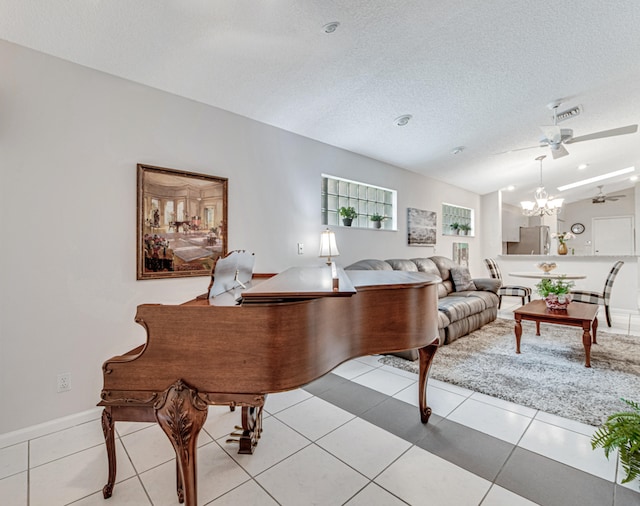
left=208, top=250, right=255, bottom=297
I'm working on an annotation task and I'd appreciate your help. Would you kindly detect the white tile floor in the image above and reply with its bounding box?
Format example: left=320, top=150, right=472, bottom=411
left=1, top=302, right=639, bottom=505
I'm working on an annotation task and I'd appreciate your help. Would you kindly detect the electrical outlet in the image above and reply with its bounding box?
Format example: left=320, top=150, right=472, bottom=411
left=297, top=243, right=304, bottom=255
left=57, top=373, right=71, bottom=393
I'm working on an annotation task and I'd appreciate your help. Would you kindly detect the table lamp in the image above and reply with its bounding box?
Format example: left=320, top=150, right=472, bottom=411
left=319, top=228, right=339, bottom=265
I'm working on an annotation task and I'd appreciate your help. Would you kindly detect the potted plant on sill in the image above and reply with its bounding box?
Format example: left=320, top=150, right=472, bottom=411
left=459, top=223, right=471, bottom=235
left=535, top=277, right=574, bottom=310
left=339, top=206, right=357, bottom=227
left=370, top=213, right=386, bottom=229
left=591, top=398, right=640, bottom=485
left=450, top=222, right=461, bottom=235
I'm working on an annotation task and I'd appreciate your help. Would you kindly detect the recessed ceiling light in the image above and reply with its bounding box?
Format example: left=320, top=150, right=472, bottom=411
left=578, top=164, right=588, bottom=170
left=631, top=175, right=638, bottom=182
left=557, top=166, right=636, bottom=192
left=394, top=115, right=412, bottom=127
left=451, top=146, right=465, bottom=155
left=322, top=22, right=340, bottom=34
left=506, top=185, right=515, bottom=191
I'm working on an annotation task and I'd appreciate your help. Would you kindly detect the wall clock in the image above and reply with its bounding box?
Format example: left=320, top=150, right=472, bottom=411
left=571, top=223, right=585, bottom=234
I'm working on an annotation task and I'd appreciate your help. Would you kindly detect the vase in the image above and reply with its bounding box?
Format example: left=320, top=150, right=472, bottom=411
left=373, top=221, right=381, bottom=229
left=557, top=242, right=568, bottom=255
left=342, top=218, right=353, bottom=227
left=545, top=293, right=571, bottom=310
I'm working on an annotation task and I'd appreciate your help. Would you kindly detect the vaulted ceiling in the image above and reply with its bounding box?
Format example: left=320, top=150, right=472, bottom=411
left=2, top=1, right=639, bottom=205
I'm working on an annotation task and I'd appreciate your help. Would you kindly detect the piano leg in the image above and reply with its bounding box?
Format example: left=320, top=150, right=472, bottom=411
left=154, top=380, right=208, bottom=506
left=418, top=338, right=439, bottom=423
left=100, top=408, right=116, bottom=499
left=238, top=405, right=264, bottom=454
left=176, top=459, right=184, bottom=504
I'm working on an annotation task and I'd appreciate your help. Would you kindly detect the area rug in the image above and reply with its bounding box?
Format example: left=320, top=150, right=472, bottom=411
left=379, top=318, right=640, bottom=426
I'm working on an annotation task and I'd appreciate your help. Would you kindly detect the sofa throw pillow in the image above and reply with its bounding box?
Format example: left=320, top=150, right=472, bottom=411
left=451, top=266, right=477, bottom=292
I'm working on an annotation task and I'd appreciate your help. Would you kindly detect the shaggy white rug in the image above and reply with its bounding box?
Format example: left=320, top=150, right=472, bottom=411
left=379, top=318, right=640, bottom=426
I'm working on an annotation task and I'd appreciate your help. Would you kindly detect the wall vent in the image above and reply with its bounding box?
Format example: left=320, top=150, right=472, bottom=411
left=555, top=105, right=582, bottom=122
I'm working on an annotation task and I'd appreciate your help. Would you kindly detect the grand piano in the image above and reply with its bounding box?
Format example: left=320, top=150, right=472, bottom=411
left=99, top=260, right=440, bottom=505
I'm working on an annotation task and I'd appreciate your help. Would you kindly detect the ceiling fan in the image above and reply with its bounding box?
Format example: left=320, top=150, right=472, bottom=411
left=591, top=185, right=626, bottom=204
left=505, top=101, right=638, bottom=159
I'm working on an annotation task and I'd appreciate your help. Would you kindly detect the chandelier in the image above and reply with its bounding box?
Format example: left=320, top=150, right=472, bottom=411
left=520, top=155, right=564, bottom=216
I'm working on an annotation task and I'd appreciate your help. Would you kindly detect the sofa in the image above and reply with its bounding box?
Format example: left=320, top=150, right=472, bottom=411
left=345, top=256, right=500, bottom=359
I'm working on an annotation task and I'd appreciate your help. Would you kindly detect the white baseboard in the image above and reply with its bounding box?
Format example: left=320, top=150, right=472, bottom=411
left=0, top=407, right=103, bottom=448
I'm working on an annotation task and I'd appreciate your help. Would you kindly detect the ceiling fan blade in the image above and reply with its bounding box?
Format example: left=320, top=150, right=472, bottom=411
left=492, top=144, right=545, bottom=155
left=550, top=144, right=569, bottom=159
left=540, top=125, right=562, bottom=144
left=565, top=124, right=638, bottom=144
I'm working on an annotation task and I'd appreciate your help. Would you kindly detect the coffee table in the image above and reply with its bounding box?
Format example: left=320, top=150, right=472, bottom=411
left=513, top=300, right=599, bottom=367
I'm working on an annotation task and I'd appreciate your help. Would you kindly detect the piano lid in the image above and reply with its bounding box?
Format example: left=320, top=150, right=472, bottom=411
left=241, top=265, right=356, bottom=301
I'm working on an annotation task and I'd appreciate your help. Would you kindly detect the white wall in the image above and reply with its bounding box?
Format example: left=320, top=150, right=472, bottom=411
left=559, top=188, right=636, bottom=255
left=480, top=191, right=502, bottom=260
left=0, top=41, right=483, bottom=434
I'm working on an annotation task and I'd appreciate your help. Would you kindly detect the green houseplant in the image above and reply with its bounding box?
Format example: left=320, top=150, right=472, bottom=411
left=459, top=223, right=471, bottom=235
left=370, top=213, right=386, bottom=228
left=450, top=222, right=460, bottom=234
left=591, top=399, right=640, bottom=484
left=339, top=206, right=357, bottom=226
left=535, top=277, right=574, bottom=309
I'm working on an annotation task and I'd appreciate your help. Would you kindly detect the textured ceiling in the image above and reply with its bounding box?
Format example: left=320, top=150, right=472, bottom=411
left=2, top=0, right=640, bottom=205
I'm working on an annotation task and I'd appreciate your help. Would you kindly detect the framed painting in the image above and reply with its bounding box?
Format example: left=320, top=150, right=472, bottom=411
left=452, top=242, right=469, bottom=267
left=137, top=164, right=228, bottom=280
left=407, top=207, right=437, bottom=246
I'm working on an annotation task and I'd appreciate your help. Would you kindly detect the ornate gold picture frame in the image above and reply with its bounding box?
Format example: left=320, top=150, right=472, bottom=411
left=137, top=164, right=228, bottom=280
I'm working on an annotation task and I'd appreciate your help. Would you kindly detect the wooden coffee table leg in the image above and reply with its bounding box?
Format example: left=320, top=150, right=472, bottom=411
left=582, top=322, right=592, bottom=368
left=515, top=317, right=522, bottom=354
left=592, top=317, right=598, bottom=344
left=535, top=321, right=540, bottom=336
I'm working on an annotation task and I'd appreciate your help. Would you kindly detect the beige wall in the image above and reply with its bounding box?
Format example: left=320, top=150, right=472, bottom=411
left=0, top=40, right=482, bottom=435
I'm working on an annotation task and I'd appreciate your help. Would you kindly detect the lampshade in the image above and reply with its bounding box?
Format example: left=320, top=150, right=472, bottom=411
left=319, top=228, right=339, bottom=264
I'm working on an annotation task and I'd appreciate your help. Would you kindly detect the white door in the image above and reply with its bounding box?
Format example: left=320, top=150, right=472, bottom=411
left=592, top=216, right=634, bottom=255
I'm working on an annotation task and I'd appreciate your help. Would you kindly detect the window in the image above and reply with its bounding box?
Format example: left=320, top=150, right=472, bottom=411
left=164, top=200, right=174, bottom=225
left=321, top=175, right=397, bottom=230
left=442, top=203, right=474, bottom=235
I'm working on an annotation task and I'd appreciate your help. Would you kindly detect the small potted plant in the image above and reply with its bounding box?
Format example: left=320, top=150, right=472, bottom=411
left=450, top=222, right=461, bottom=234
left=339, top=206, right=357, bottom=227
left=591, top=398, right=640, bottom=484
left=535, top=277, right=574, bottom=310
left=370, top=213, right=386, bottom=229
left=459, top=223, right=472, bottom=235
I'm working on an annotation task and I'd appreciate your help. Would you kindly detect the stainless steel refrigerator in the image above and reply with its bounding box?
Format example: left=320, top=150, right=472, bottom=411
left=506, top=226, right=550, bottom=255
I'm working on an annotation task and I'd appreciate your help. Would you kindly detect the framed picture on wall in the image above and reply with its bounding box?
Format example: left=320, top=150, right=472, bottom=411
left=452, top=242, right=469, bottom=267
left=407, top=207, right=437, bottom=246
left=137, top=164, right=228, bottom=280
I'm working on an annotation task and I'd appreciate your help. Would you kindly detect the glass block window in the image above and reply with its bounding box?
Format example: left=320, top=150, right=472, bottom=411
left=442, top=203, right=474, bottom=235
left=321, top=175, right=397, bottom=230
